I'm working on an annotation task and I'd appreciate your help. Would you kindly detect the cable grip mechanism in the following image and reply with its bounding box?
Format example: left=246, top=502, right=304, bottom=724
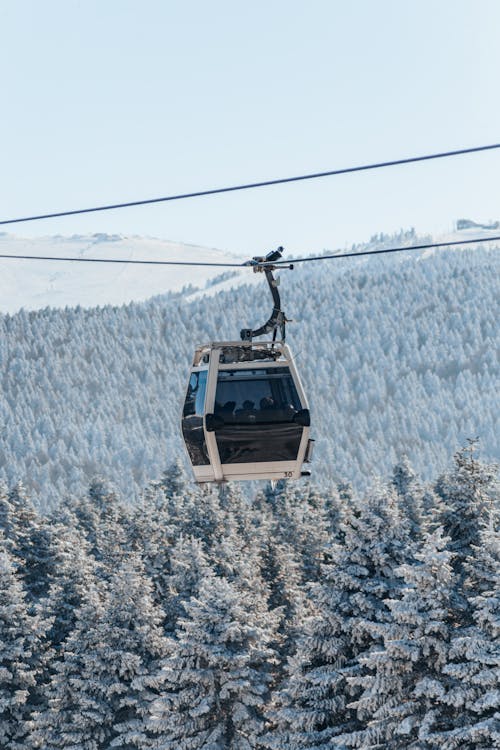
left=240, top=247, right=294, bottom=343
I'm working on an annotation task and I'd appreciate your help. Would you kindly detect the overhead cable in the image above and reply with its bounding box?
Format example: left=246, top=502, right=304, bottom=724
left=0, top=235, right=498, bottom=268
left=270, top=235, right=500, bottom=266
left=0, top=253, right=243, bottom=267
left=1, top=142, right=499, bottom=226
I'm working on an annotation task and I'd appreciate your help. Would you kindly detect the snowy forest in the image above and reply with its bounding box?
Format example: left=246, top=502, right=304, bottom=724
left=1, top=442, right=499, bottom=749
left=0, top=234, right=499, bottom=509
left=1, top=231, right=499, bottom=748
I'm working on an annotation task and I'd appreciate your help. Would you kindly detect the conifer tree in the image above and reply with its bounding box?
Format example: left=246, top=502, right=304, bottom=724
left=271, top=481, right=330, bottom=583
left=186, top=484, right=226, bottom=549
left=18, top=518, right=62, bottom=604
left=68, top=476, right=128, bottom=572
left=217, top=482, right=255, bottom=542
left=89, top=477, right=132, bottom=574
left=32, top=583, right=108, bottom=749
left=391, top=454, right=426, bottom=537
left=391, top=454, right=418, bottom=497
left=210, top=486, right=271, bottom=616
left=43, top=524, right=97, bottom=650
left=435, top=440, right=498, bottom=563
left=163, top=534, right=211, bottom=631
left=126, top=483, right=176, bottom=610
left=0, top=483, right=16, bottom=546
left=107, top=558, right=170, bottom=749
left=434, top=522, right=500, bottom=749
left=32, top=556, right=168, bottom=750
left=253, top=485, right=312, bottom=660
left=1, top=482, right=58, bottom=602
left=159, top=459, right=188, bottom=498
left=148, top=571, right=279, bottom=749
left=0, top=548, right=49, bottom=750
left=267, top=483, right=411, bottom=749
left=344, top=527, right=458, bottom=749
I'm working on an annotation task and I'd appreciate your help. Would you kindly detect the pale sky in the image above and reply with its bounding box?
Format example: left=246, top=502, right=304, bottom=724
left=1, top=0, right=499, bottom=257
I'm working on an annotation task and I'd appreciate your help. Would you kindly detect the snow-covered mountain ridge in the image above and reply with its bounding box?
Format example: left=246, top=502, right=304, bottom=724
left=0, top=233, right=248, bottom=313
left=1, top=224, right=498, bottom=313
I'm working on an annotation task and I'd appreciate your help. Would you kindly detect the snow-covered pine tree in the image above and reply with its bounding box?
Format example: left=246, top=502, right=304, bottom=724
left=31, top=555, right=168, bottom=750
left=0, top=482, right=16, bottom=547
left=158, top=473, right=222, bottom=549
left=208, top=487, right=272, bottom=621
left=217, top=482, right=255, bottom=543
left=89, top=477, right=132, bottom=574
left=269, top=481, right=330, bottom=583
left=435, top=440, right=498, bottom=564
left=209, top=487, right=253, bottom=582
left=67, top=476, right=129, bottom=575
left=148, top=570, right=279, bottom=749
left=163, top=534, right=211, bottom=632
left=434, top=521, right=500, bottom=749
left=391, top=454, right=426, bottom=537
left=0, top=547, right=50, bottom=750
left=159, top=459, right=188, bottom=498
left=344, top=526, right=458, bottom=749
left=391, top=454, right=418, bottom=497
left=259, top=535, right=306, bottom=658
left=185, top=484, right=227, bottom=550
left=1, top=482, right=57, bottom=602
left=266, top=482, right=411, bottom=749
left=105, top=557, right=170, bottom=749
left=126, top=482, right=177, bottom=610
left=337, top=480, right=354, bottom=504
left=252, top=484, right=314, bottom=660
left=43, top=523, right=97, bottom=650
left=320, top=484, right=344, bottom=538
left=31, top=582, right=109, bottom=749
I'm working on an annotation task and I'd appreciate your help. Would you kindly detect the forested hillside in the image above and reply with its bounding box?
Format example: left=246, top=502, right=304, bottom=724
left=1, top=445, right=498, bottom=749
left=0, top=235, right=498, bottom=507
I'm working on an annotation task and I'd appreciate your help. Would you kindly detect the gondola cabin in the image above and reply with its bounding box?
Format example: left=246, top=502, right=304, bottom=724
left=182, top=340, right=313, bottom=482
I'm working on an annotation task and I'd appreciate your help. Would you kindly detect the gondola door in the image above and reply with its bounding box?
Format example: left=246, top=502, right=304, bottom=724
left=202, top=349, right=224, bottom=482
left=181, top=365, right=214, bottom=483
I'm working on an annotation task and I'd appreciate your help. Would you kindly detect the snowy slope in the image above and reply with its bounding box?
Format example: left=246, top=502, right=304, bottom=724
left=0, top=231, right=325, bottom=313
left=1, top=225, right=498, bottom=313
left=0, top=233, right=249, bottom=313
left=419, top=226, right=500, bottom=259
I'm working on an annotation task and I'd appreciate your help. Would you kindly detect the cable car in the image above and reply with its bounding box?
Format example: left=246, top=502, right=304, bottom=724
left=181, top=248, right=314, bottom=482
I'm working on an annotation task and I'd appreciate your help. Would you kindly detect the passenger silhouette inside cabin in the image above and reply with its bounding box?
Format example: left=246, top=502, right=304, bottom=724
left=260, top=396, right=275, bottom=410
left=220, top=400, right=236, bottom=414
left=235, top=399, right=257, bottom=422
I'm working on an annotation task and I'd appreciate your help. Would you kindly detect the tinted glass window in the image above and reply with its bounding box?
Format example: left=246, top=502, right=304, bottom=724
left=182, top=370, right=209, bottom=466
left=212, top=368, right=304, bottom=464
left=214, top=367, right=301, bottom=425
left=183, top=371, right=207, bottom=418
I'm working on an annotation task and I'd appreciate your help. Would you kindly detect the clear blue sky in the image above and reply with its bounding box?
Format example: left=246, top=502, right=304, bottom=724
left=1, top=0, right=499, bottom=257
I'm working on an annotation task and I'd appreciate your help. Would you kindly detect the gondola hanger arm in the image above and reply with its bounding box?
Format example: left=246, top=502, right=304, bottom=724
left=240, top=247, right=293, bottom=343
